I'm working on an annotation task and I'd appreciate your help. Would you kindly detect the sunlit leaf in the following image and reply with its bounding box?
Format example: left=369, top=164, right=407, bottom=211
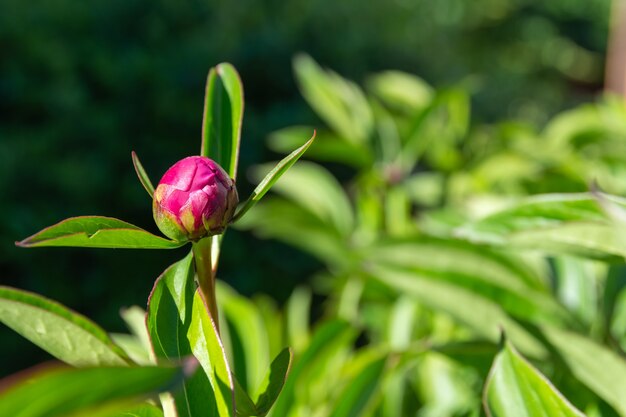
left=293, top=54, right=373, bottom=144
left=484, top=339, right=585, bottom=417
left=268, top=127, right=372, bottom=168
left=201, top=63, right=244, bottom=180
left=232, top=131, right=315, bottom=222
left=370, top=265, right=547, bottom=358
left=254, top=348, right=293, bottom=415
left=271, top=320, right=356, bottom=417
left=456, top=193, right=626, bottom=260
left=542, top=326, right=626, bottom=417
left=249, top=162, right=354, bottom=236
left=0, top=286, right=129, bottom=367
left=147, top=252, right=215, bottom=417
left=329, top=353, right=387, bottom=417
left=188, top=290, right=236, bottom=417
left=0, top=363, right=183, bottom=417
left=17, top=216, right=185, bottom=249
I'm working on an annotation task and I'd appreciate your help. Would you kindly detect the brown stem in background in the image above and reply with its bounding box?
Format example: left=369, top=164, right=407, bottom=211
left=606, top=0, right=626, bottom=97
left=192, top=237, right=220, bottom=333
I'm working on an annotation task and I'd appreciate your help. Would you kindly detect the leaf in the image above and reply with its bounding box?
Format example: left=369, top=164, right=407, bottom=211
left=110, top=334, right=151, bottom=366
left=234, top=199, right=350, bottom=269
left=268, top=126, right=372, bottom=168
left=0, top=286, right=129, bottom=366
left=231, top=348, right=293, bottom=417
left=286, top=286, right=312, bottom=353
left=366, top=70, right=433, bottom=112
left=328, top=354, right=387, bottom=417
left=365, top=239, right=573, bottom=326
left=271, top=320, right=356, bottom=417
left=484, top=339, right=585, bottom=417
left=17, top=216, right=186, bottom=249
left=370, top=265, right=547, bottom=358
left=147, top=252, right=216, bottom=417
left=217, top=282, right=270, bottom=394
left=248, top=161, right=354, bottom=236
left=293, top=54, right=373, bottom=144
left=231, top=131, right=316, bottom=222
left=254, top=348, right=293, bottom=415
left=456, top=193, right=626, bottom=261
left=0, top=363, right=184, bottom=417
left=542, top=326, right=626, bottom=417
left=201, top=63, right=244, bottom=180
left=188, top=290, right=236, bottom=417
left=131, top=151, right=155, bottom=198
left=120, top=306, right=152, bottom=358
left=116, top=403, right=164, bottom=417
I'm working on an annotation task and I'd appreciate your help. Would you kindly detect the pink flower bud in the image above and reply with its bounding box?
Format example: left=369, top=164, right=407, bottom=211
left=153, top=156, right=238, bottom=241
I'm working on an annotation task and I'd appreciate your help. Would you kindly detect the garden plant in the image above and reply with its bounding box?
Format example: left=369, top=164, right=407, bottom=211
left=3, top=56, right=626, bottom=417
left=0, top=63, right=314, bottom=417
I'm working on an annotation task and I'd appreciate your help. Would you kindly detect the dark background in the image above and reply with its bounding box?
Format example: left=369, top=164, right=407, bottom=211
left=0, top=0, right=611, bottom=375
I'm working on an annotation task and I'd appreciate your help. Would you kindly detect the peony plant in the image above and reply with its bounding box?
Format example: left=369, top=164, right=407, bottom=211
left=0, top=63, right=314, bottom=417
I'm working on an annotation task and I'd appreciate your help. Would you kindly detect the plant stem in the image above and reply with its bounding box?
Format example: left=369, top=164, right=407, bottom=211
left=192, top=237, right=220, bottom=333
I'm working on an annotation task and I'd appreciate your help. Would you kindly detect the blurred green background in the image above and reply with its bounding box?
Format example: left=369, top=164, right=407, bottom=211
left=0, top=0, right=612, bottom=375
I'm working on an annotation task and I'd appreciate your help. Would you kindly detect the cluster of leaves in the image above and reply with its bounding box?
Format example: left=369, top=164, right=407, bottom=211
left=236, top=56, right=626, bottom=416
left=1, top=0, right=611, bottom=373
left=0, top=64, right=314, bottom=416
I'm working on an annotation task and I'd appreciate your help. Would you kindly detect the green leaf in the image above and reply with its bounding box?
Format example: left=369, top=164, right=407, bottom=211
left=329, top=354, right=387, bottom=417
left=234, top=199, right=350, bottom=269
left=232, top=131, right=316, bottom=222
left=542, top=326, right=626, bottom=417
left=231, top=348, right=293, bottom=417
left=17, top=216, right=186, bottom=249
left=120, top=306, right=152, bottom=359
left=110, top=334, right=151, bottom=366
left=217, top=282, right=270, bottom=394
left=0, top=363, right=184, bottom=417
left=370, top=265, right=547, bottom=358
left=131, top=151, right=155, bottom=198
left=271, top=320, right=356, bottom=417
left=0, top=286, right=129, bottom=366
left=484, top=339, right=585, bottom=417
left=365, top=239, right=573, bottom=326
left=147, top=252, right=216, bottom=417
left=286, top=286, right=311, bottom=353
left=188, top=290, right=236, bottom=417
left=254, top=347, right=293, bottom=415
left=268, top=127, right=372, bottom=168
left=456, top=193, right=626, bottom=260
left=116, top=403, right=164, bottom=417
left=366, top=70, right=433, bottom=112
left=201, top=63, right=244, bottom=180
left=248, top=161, right=354, bottom=236
left=293, top=54, right=373, bottom=144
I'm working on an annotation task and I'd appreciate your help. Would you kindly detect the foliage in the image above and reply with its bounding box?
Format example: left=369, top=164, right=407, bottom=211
left=0, top=64, right=311, bottom=416
left=237, top=56, right=626, bottom=416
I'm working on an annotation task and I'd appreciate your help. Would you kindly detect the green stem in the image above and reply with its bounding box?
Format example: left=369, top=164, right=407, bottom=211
left=192, top=237, right=220, bottom=333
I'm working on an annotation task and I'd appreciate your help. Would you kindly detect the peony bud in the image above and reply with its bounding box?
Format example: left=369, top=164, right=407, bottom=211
left=153, top=156, right=238, bottom=241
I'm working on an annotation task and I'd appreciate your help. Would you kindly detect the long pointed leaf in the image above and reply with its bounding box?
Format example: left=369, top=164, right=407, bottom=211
left=484, top=339, right=585, bottom=417
left=188, top=290, right=236, bottom=417
left=232, top=132, right=316, bottom=222
left=0, top=286, right=129, bottom=366
left=147, top=252, right=216, bottom=417
left=17, top=216, right=185, bottom=249
left=131, top=151, right=155, bottom=198
left=542, top=326, right=626, bottom=417
left=201, top=63, right=244, bottom=180
left=0, top=363, right=184, bottom=417
left=254, top=348, right=293, bottom=415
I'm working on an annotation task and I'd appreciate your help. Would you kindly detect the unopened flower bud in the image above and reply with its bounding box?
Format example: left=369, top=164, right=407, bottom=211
left=153, top=156, right=238, bottom=241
